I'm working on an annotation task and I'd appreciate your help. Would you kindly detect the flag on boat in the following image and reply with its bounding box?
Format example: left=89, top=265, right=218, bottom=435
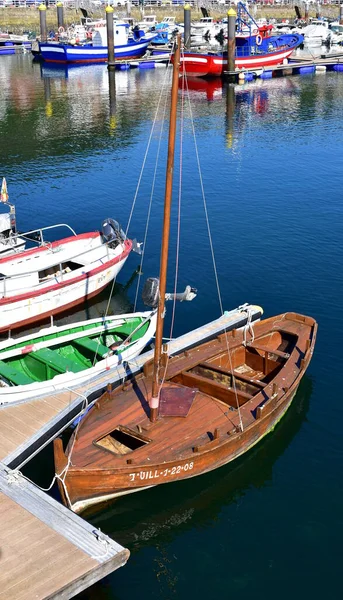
left=0, top=178, right=8, bottom=203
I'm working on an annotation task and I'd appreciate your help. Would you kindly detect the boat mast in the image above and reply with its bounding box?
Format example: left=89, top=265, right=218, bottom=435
left=150, top=35, right=181, bottom=423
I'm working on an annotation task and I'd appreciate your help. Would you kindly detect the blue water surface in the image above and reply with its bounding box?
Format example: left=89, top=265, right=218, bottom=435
left=0, top=53, right=342, bottom=599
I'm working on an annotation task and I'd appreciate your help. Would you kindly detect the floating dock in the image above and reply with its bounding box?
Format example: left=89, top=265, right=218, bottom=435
left=0, top=463, right=129, bottom=599
left=223, top=52, right=343, bottom=81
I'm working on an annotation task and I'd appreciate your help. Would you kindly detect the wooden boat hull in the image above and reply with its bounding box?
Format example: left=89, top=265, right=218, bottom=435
left=54, top=312, right=317, bottom=513
left=0, top=232, right=131, bottom=331
left=55, top=385, right=298, bottom=513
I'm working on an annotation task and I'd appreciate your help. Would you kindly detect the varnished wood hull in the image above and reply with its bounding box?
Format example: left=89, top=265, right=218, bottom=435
left=55, top=387, right=297, bottom=513
left=54, top=312, right=317, bottom=513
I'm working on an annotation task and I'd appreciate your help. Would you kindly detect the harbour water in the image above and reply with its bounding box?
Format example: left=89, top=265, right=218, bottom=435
left=1, top=53, right=342, bottom=599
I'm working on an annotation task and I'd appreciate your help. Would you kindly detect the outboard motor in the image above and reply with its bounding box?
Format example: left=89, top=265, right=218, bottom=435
left=102, top=218, right=126, bottom=248
left=142, top=277, right=160, bottom=308
left=142, top=277, right=197, bottom=309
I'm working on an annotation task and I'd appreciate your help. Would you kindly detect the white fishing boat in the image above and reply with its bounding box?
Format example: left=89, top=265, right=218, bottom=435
left=0, top=217, right=132, bottom=332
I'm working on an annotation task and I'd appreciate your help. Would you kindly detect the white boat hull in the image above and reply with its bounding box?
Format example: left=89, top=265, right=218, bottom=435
left=0, top=231, right=132, bottom=331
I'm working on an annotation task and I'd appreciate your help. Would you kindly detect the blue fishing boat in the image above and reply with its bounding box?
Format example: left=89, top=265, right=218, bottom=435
left=39, top=21, right=157, bottom=64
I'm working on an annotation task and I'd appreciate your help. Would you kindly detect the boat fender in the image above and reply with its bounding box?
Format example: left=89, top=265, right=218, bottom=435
left=58, top=26, right=65, bottom=34
left=256, top=34, right=263, bottom=46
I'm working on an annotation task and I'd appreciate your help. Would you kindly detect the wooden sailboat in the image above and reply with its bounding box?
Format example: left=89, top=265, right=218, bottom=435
left=54, top=37, right=317, bottom=514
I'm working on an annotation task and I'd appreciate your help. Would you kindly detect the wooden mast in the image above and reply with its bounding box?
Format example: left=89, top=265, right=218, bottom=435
left=150, top=35, right=181, bottom=423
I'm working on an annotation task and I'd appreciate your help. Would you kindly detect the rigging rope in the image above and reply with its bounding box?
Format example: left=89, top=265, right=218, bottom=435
left=181, top=62, right=245, bottom=432
left=132, top=59, right=172, bottom=312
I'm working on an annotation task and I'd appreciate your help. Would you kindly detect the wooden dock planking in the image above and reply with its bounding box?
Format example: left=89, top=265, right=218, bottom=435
left=0, top=463, right=129, bottom=600
left=0, top=305, right=262, bottom=470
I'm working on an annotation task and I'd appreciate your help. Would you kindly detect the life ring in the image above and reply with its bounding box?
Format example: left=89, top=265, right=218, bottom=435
left=256, top=34, right=262, bottom=46
left=58, top=26, right=65, bottom=35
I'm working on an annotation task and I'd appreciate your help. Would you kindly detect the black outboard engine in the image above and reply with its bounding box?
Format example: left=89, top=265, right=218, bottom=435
left=142, top=277, right=160, bottom=308
left=102, top=218, right=126, bottom=248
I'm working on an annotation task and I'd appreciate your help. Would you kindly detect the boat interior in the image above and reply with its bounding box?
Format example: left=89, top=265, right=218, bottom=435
left=83, top=329, right=299, bottom=461
left=38, top=260, right=83, bottom=282
left=0, top=319, right=150, bottom=387
left=171, top=330, right=295, bottom=410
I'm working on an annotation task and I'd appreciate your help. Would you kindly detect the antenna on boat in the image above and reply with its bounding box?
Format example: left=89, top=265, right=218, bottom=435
left=149, top=35, right=181, bottom=423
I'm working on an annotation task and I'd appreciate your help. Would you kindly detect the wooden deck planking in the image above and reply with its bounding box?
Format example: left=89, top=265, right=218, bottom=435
left=0, top=464, right=129, bottom=599
left=73, top=381, right=237, bottom=469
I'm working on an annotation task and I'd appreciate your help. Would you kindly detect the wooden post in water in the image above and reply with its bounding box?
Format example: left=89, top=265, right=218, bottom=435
left=150, top=36, right=181, bottom=423
left=304, top=2, right=309, bottom=22
left=56, top=2, right=64, bottom=31
left=39, top=4, right=47, bottom=43
left=184, top=4, right=191, bottom=50
left=106, top=5, right=115, bottom=71
left=227, top=8, right=236, bottom=83
left=340, top=4, right=343, bottom=25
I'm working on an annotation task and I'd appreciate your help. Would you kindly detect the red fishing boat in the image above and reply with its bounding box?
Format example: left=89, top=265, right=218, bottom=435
left=179, top=33, right=304, bottom=78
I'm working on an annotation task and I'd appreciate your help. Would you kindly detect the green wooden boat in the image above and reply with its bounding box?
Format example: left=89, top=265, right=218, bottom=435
left=0, top=310, right=157, bottom=405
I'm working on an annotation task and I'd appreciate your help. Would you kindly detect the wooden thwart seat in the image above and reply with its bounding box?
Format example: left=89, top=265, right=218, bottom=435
left=176, top=370, right=252, bottom=408
left=0, top=359, right=34, bottom=386
left=246, top=343, right=290, bottom=359
left=73, top=336, right=110, bottom=359
left=33, top=348, right=85, bottom=373
left=198, top=362, right=267, bottom=388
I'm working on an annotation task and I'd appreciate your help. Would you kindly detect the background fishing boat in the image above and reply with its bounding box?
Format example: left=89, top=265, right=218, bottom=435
left=180, top=33, right=304, bottom=78
left=39, top=21, right=157, bottom=64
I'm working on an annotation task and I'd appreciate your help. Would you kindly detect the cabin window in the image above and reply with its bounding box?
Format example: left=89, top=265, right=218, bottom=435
left=95, top=426, right=150, bottom=455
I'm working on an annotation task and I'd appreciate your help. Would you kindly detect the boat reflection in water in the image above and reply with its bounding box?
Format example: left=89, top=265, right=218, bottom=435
left=225, top=76, right=300, bottom=148
left=88, top=377, right=312, bottom=547
left=179, top=76, right=223, bottom=102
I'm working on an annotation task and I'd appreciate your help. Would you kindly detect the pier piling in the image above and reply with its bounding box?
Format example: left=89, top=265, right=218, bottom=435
left=106, top=5, right=115, bottom=70
left=227, top=8, right=236, bottom=83
left=39, top=3, right=47, bottom=43
left=56, top=1, right=64, bottom=31
left=184, top=4, right=191, bottom=50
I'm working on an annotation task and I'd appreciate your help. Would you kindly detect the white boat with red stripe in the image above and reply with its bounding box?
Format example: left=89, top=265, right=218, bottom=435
left=0, top=218, right=132, bottom=332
